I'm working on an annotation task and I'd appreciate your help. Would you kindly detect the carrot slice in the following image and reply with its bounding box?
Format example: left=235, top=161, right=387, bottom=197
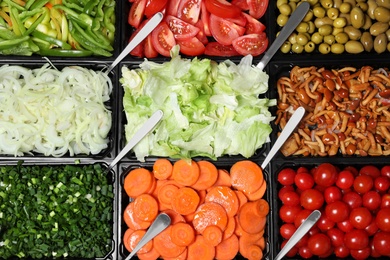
left=208, top=169, right=232, bottom=191
left=133, top=194, right=159, bottom=222
left=153, top=226, right=186, bottom=258
left=230, top=160, right=263, bottom=193
left=123, top=228, right=135, bottom=252
left=205, top=186, right=239, bottom=217
left=215, top=234, right=239, bottom=260
left=240, top=244, right=263, bottom=260
left=187, top=235, right=216, bottom=260
left=254, top=198, right=270, bottom=217
left=124, top=229, right=153, bottom=254
left=191, top=160, right=218, bottom=190
left=146, top=177, right=157, bottom=195
left=192, top=202, right=228, bottom=233
left=171, top=187, right=200, bottom=215
left=203, top=225, right=223, bottom=247
left=198, top=189, right=207, bottom=205
left=164, top=248, right=188, bottom=260
left=137, top=246, right=160, bottom=260
left=124, top=168, right=154, bottom=197
left=223, top=216, right=236, bottom=240
left=157, top=183, right=179, bottom=206
left=258, top=236, right=266, bottom=250
left=123, top=203, right=151, bottom=230
left=184, top=212, right=195, bottom=223
left=234, top=216, right=245, bottom=237
left=244, top=179, right=266, bottom=201
left=171, top=222, right=196, bottom=247
left=238, top=201, right=267, bottom=234
left=235, top=190, right=248, bottom=209
left=153, top=158, right=173, bottom=180
left=161, top=209, right=186, bottom=224
left=172, top=159, right=200, bottom=186
left=239, top=232, right=265, bottom=260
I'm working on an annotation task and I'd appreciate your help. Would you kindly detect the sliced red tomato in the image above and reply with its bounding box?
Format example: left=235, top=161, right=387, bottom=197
left=248, top=0, right=269, bottom=19
left=177, top=37, right=205, bottom=56
left=226, top=12, right=247, bottom=27
left=129, top=19, right=149, bottom=57
left=166, top=0, right=181, bottom=15
left=243, top=12, right=265, bottom=34
left=151, top=21, right=176, bottom=57
left=200, top=2, right=212, bottom=36
left=177, top=0, right=202, bottom=24
left=204, top=0, right=241, bottom=18
left=204, top=42, right=240, bottom=56
left=194, top=20, right=209, bottom=45
left=165, top=15, right=200, bottom=40
left=232, top=32, right=268, bottom=56
left=144, top=0, right=168, bottom=18
left=231, top=0, right=249, bottom=10
left=209, top=14, right=243, bottom=45
left=128, top=0, right=147, bottom=28
left=144, top=34, right=158, bottom=58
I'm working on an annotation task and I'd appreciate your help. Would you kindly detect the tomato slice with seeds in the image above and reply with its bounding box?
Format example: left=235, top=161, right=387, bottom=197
left=204, top=42, right=240, bottom=56
left=231, top=0, right=249, bottom=10
left=166, top=0, right=181, bottom=15
left=200, top=1, right=212, bottom=36
left=232, top=32, right=268, bottom=56
left=128, top=0, right=147, bottom=28
left=204, top=0, right=242, bottom=18
left=195, top=20, right=209, bottom=45
left=243, top=12, right=266, bottom=34
left=144, top=34, right=158, bottom=58
left=209, top=14, right=243, bottom=45
left=165, top=15, right=200, bottom=40
left=177, top=37, right=206, bottom=56
left=248, top=0, right=269, bottom=19
left=226, top=12, right=247, bottom=27
left=144, top=0, right=168, bottom=18
left=177, top=0, right=202, bottom=24
left=151, top=22, right=176, bottom=57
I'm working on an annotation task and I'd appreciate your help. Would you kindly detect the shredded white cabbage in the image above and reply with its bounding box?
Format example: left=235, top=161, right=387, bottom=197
left=0, top=64, right=112, bottom=157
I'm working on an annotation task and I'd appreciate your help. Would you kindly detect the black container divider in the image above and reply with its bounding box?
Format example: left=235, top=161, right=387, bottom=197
left=118, top=159, right=272, bottom=260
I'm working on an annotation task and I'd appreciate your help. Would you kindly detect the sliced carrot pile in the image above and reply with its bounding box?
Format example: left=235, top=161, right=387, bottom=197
left=122, top=159, right=269, bottom=259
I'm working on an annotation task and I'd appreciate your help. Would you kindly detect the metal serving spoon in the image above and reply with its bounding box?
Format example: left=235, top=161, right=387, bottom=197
left=274, top=210, right=321, bottom=260
left=257, top=2, right=310, bottom=70
left=125, top=213, right=171, bottom=260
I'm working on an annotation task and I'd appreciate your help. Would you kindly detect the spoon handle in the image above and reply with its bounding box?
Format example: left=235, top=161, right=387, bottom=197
left=274, top=210, right=321, bottom=260
left=257, top=2, right=310, bottom=71
left=125, top=213, right=171, bottom=260
left=261, top=107, right=305, bottom=169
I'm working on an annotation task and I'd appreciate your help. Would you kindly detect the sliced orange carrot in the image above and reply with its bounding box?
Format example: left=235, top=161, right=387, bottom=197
left=191, top=160, right=218, bottom=190
left=209, top=169, right=232, bottom=190
left=205, top=186, right=239, bottom=217
left=215, top=234, right=239, bottom=260
left=239, top=232, right=265, bottom=260
left=153, top=226, right=186, bottom=258
left=223, top=216, right=236, bottom=240
left=258, top=236, right=266, bottom=250
left=123, top=228, right=135, bottom=252
left=187, top=235, right=216, bottom=260
left=123, top=203, right=151, bottom=230
left=161, top=209, right=186, bottom=224
left=202, top=225, right=223, bottom=247
left=234, top=216, right=245, bottom=237
left=153, top=158, right=173, bottom=180
left=146, top=177, right=157, bottom=195
left=235, top=190, right=248, bottom=209
left=198, top=189, right=207, bottom=205
left=238, top=201, right=267, bottom=234
left=171, top=222, right=196, bottom=247
left=254, top=198, right=270, bottom=218
left=171, top=159, right=200, bottom=186
left=133, top=194, right=159, bottom=222
left=152, top=179, right=168, bottom=199
left=137, top=246, right=160, bottom=260
left=244, top=179, right=267, bottom=201
left=157, top=183, right=179, bottom=206
left=192, top=202, right=228, bottom=233
left=240, top=244, right=263, bottom=260
left=124, top=168, right=154, bottom=197
left=184, top=212, right=195, bottom=223
left=124, top=229, right=153, bottom=254
left=230, top=160, right=263, bottom=193
left=164, top=248, right=188, bottom=260
left=171, top=187, right=200, bottom=215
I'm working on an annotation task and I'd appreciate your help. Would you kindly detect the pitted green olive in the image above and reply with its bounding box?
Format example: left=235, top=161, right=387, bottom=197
left=277, top=14, right=289, bottom=26
left=356, top=2, right=368, bottom=12
left=304, top=41, right=316, bottom=52
left=362, top=15, right=373, bottom=30
left=320, top=0, right=333, bottom=9
left=361, top=31, right=374, bottom=51
left=296, top=33, right=309, bottom=45
left=296, top=22, right=310, bottom=33
left=319, top=24, right=333, bottom=36
left=367, top=0, right=378, bottom=19
left=339, top=13, right=352, bottom=25
left=314, top=17, right=333, bottom=28
left=311, top=32, right=324, bottom=44
left=308, top=21, right=316, bottom=33
left=327, top=8, right=339, bottom=20
left=345, top=40, right=364, bottom=53
left=288, top=32, right=298, bottom=44
left=332, top=27, right=344, bottom=36
left=307, top=0, right=319, bottom=5
left=333, top=17, right=347, bottom=28
left=319, top=43, right=331, bottom=54
left=303, top=10, right=314, bottom=22
left=289, top=2, right=297, bottom=12
left=313, top=6, right=326, bottom=18
left=376, top=0, right=390, bottom=9
left=370, top=22, right=389, bottom=36
left=292, top=43, right=304, bottom=53
left=344, top=25, right=362, bottom=40
left=333, top=0, right=342, bottom=8
left=340, top=2, right=352, bottom=13
left=279, top=4, right=292, bottom=16
left=277, top=0, right=288, bottom=8
left=350, top=7, right=365, bottom=29
left=335, top=32, right=349, bottom=44
left=324, top=35, right=336, bottom=44
left=331, top=43, right=345, bottom=54
left=280, top=41, right=292, bottom=53
left=374, top=6, right=390, bottom=23
left=374, top=33, right=388, bottom=53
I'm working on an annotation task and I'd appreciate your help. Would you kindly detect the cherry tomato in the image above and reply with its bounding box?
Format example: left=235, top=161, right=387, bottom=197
left=365, top=218, right=379, bottom=236
left=232, top=33, right=268, bottom=56
left=317, top=213, right=335, bottom=231
left=278, top=185, right=294, bottom=200
left=177, top=0, right=202, bottom=24
left=204, top=0, right=241, bottom=18
left=204, top=42, right=240, bottom=56
left=209, top=14, right=243, bottom=45
left=151, top=22, right=176, bottom=57
left=165, top=15, right=200, bottom=40
left=344, top=229, right=369, bottom=250
left=370, top=238, right=382, bottom=257
left=353, top=175, right=374, bottom=194
left=294, top=209, right=312, bottom=228
left=335, top=245, right=350, bottom=258
left=294, top=171, right=314, bottom=190
left=296, top=234, right=309, bottom=248
left=298, top=246, right=313, bottom=259
left=280, top=223, right=296, bottom=239
left=280, top=190, right=300, bottom=206
left=307, top=233, right=332, bottom=256
left=325, top=200, right=350, bottom=223
left=279, top=205, right=302, bottom=223
left=297, top=166, right=309, bottom=174
left=144, top=0, right=168, bottom=18
left=337, top=219, right=354, bottom=233
left=349, top=207, right=372, bottom=229
left=177, top=37, right=205, bottom=56
left=350, top=247, right=371, bottom=260
left=300, top=189, right=324, bottom=210
left=247, top=0, right=269, bottom=19
left=375, top=176, right=390, bottom=192
left=336, top=170, right=355, bottom=190
left=324, top=186, right=342, bottom=204
left=281, top=239, right=298, bottom=257
left=278, top=168, right=296, bottom=186
left=128, top=0, right=147, bottom=28
left=327, top=227, right=345, bottom=247
left=381, top=165, right=390, bottom=178
left=313, top=163, right=338, bottom=187
left=343, top=191, right=362, bottom=209
left=362, top=190, right=381, bottom=211
left=344, top=166, right=359, bottom=176
left=381, top=194, right=390, bottom=208
left=360, top=165, right=381, bottom=178
left=373, top=231, right=390, bottom=256
left=243, top=12, right=265, bottom=34
left=376, top=208, right=390, bottom=232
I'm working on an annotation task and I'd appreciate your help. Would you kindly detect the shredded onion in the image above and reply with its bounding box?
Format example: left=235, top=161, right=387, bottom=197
left=0, top=64, right=112, bottom=156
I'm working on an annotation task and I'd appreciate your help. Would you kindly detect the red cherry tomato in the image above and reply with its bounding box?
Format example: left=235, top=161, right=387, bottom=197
left=295, top=172, right=314, bottom=190
left=280, top=223, right=296, bottom=239
left=336, top=170, right=355, bottom=190
left=278, top=185, right=294, bottom=200
left=381, top=194, right=390, bottom=208
left=324, top=186, right=342, bottom=204
left=226, top=13, right=247, bottom=27
left=376, top=208, right=390, bottom=232
left=204, top=42, right=240, bottom=56
left=353, top=175, right=374, bottom=194
left=280, top=190, right=300, bottom=206
left=296, top=234, right=309, bottom=248
left=344, top=166, right=359, bottom=176
left=247, top=0, right=269, bottom=19
left=298, top=246, right=313, bottom=258
left=360, top=165, right=381, bottom=178
left=307, top=233, right=332, bottom=256
left=165, top=15, right=200, bottom=40
left=279, top=205, right=302, bottom=223
left=365, top=218, right=379, bottom=236
left=313, top=163, right=338, bottom=187
left=300, top=189, right=324, bottom=210
left=349, top=207, right=372, bottom=229
left=177, top=0, right=202, bottom=24
left=373, top=231, right=390, bottom=256
left=294, top=209, right=312, bottom=228
left=375, top=176, right=390, bottom=192
left=344, top=229, right=369, bottom=250
left=232, top=33, right=268, bottom=56
left=128, top=0, right=147, bottom=28
left=381, top=165, right=390, bottom=178
left=144, top=0, right=168, bottom=18
left=350, top=247, right=371, bottom=260
left=317, top=213, right=335, bottom=232
left=209, top=14, right=243, bottom=45
left=370, top=238, right=382, bottom=257
left=204, top=0, right=241, bottom=18
left=343, top=191, right=363, bottom=209
left=278, top=168, right=296, bottom=186
left=325, top=200, right=350, bottom=223
left=335, top=245, right=350, bottom=258
left=337, top=219, right=354, bottom=233
left=362, top=190, right=381, bottom=211
left=151, top=22, right=176, bottom=57
left=281, top=239, right=298, bottom=257
left=327, top=227, right=345, bottom=247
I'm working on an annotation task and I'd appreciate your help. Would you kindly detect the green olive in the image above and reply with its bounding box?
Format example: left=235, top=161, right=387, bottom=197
left=362, top=15, right=373, bottom=30
left=279, top=3, right=292, bottom=16
left=374, top=6, right=390, bottom=23
left=356, top=2, right=368, bottom=12
left=345, top=40, right=364, bottom=53
left=280, top=41, right=292, bottom=53
left=319, top=24, right=333, bottom=36
left=277, top=0, right=288, bottom=8
left=319, top=43, right=331, bottom=54
left=307, top=0, right=319, bottom=5
left=277, top=14, right=289, bottom=26
left=360, top=31, right=374, bottom=51
left=376, top=0, right=390, bottom=9
left=333, top=17, right=347, bottom=28
left=288, top=32, right=298, bottom=44
left=331, top=43, right=345, bottom=54
left=296, top=22, right=310, bottom=33
left=304, top=41, right=316, bottom=52
left=324, top=35, right=336, bottom=44
left=313, top=6, right=326, bottom=18
left=386, top=29, right=390, bottom=41
left=327, top=8, right=339, bottom=20
left=367, top=0, right=378, bottom=19
left=296, top=33, right=309, bottom=45
left=370, top=22, right=389, bottom=36
left=344, top=0, right=356, bottom=5
left=339, top=2, right=352, bottom=13
left=333, top=0, right=342, bottom=8
left=308, top=21, right=316, bottom=33
left=303, top=10, right=314, bottom=22
left=374, top=33, right=388, bottom=53
left=339, top=13, right=352, bottom=25
left=314, top=17, right=333, bottom=27
left=291, top=43, right=304, bottom=53
left=311, top=32, right=324, bottom=44
left=320, top=0, right=333, bottom=9
left=350, top=7, right=365, bottom=29
left=387, top=42, right=390, bottom=52
left=335, top=32, right=349, bottom=44
left=289, top=2, right=297, bottom=12
left=344, top=25, right=362, bottom=40
left=332, top=27, right=344, bottom=36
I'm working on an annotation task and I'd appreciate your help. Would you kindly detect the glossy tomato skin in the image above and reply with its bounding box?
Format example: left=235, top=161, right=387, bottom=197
left=280, top=223, right=296, bottom=239
left=360, top=165, right=381, bottom=178
left=279, top=205, right=302, bottom=223
left=177, top=0, right=202, bottom=24
left=365, top=218, right=379, bottom=236
left=279, top=190, right=300, bottom=206
left=381, top=194, right=390, bottom=208
left=362, top=190, right=381, bottom=211
left=336, top=170, right=355, bottom=190
left=325, top=200, right=350, bottom=223
left=307, top=233, right=331, bottom=256
left=298, top=246, right=313, bottom=259
left=353, top=174, right=374, bottom=194
left=373, top=231, right=390, bottom=256
left=317, top=213, right=335, bottom=232
left=337, top=219, right=354, bottom=233
left=294, top=209, right=312, bottom=228
left=350, top=247, right=371, bottom=260
left=335, top=244, right=350, bottom=258
left=151, top=22, right=176, bottom=57
left=327, top=227, right=345, bottom=247
left=204, top=0, right=241, bottom=18
left=343, top=191, right=363, bottom=209
left=144, top=0, right=168, bottom=18
left=344, top=229, right=369, bottom=250
left=349, top=207, right=373, bottom=229
left=243, top=12, right=265, bottom=34
left=323, top=186, right=342, bottom=204
left=278, top=168, right=296, bottom=186
left=278, top=185, right=294, bottom=200
left=247, top=0, right=269, bottom=19
left=313, top=163, right=338, bottom=187
left=381, top=166, right=390, bottom=178
left=300, top=188, right=324, bottom=210
left=232, top=33, right=268, bottom=56
left=375, top=176, right=390, bottom=192
left=128, top=0, right=147, bottom=28
left=376, top=208, right=390, bottom=232
left=294, top=172, right=314, bottom=190
left=209, top=14, right=241, bottom=45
